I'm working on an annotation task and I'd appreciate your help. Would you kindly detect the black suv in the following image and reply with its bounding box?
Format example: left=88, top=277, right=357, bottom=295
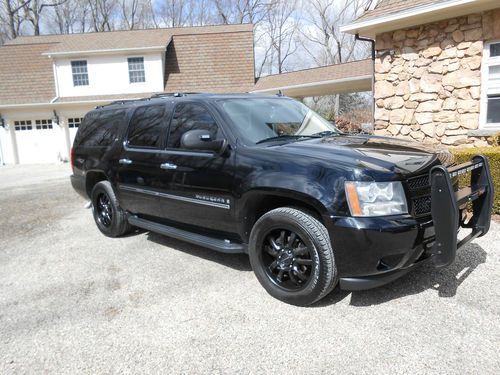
left=70, top=93, right=494, bottom=306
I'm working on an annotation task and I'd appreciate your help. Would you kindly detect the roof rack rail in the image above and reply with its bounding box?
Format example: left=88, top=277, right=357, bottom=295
left=150, top=92, right=202, bottom=99
left=94, top=92, right=203, bottom=109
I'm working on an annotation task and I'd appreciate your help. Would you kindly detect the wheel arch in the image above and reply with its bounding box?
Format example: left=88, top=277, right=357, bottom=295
left=238, top=189, right=329, bottom=242
left=85, top=170, right=109, bottom=198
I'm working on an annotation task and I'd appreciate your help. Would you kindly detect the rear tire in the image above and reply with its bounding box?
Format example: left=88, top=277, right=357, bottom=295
left=91, top=181, right=130, bottom=237
left=248, top=207, right=337, bottom=306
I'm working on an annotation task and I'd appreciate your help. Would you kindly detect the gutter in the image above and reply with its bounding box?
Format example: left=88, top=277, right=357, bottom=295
left=251, top=75, right=373, bottom=94
left=0, top=97, right=145, bottom=110
left=340, top=0, right=498, bottom=35
left=43, top=45, right=168, bottom=58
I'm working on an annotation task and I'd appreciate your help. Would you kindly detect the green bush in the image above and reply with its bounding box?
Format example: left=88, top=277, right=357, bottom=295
left=451, top=147, right=500, bottom=214
left=489, top=132, right=500, bottom=146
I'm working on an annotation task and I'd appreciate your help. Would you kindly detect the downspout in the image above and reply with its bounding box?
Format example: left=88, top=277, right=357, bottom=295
left=355, top=34, right=376, bottom=131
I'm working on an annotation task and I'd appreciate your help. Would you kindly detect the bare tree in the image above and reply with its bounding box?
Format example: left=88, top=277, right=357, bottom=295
left=1, top=0, right=31, bottom=39
left=49, top=0, right=89, bottom=33
left=159, top=0, right=187, bottom=27
left=22, top=0, right=68, bottom=35
left=299, top=0, right=370, bottom=66
left=258, top=0, right=300, bottom=75
left=119, top=0, right=156, bottom=29
left=87, top=0, right=118, bottom=32
left=212, top=0, right=266, bottom=24
left=298, top=0, right=371, bottom=117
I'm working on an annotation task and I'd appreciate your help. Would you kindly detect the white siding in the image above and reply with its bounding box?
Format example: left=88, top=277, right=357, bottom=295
left=54, top=52, right=165, bottom=98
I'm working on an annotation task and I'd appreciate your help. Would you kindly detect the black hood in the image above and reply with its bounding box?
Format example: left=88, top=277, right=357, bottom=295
left=271, top=134, right=454, bottom=176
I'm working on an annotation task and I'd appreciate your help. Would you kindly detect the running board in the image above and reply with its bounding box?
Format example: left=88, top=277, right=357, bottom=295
left=127, top=215, right=247, bottom=254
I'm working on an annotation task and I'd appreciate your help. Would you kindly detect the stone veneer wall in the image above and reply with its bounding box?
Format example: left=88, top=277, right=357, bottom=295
left=374, top=9, right=500, bottom=147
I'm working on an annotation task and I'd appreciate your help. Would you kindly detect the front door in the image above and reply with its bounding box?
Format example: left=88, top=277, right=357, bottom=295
left=151, top=102, right=236, bottom=234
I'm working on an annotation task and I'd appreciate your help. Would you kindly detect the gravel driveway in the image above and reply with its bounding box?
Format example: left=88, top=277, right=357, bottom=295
left=0, top=164, right=499, bottom=374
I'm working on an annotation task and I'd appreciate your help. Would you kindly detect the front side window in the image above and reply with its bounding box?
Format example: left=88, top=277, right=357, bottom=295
left=71, top=60, right=89, bottom=86
left=482, top=42, right=500, bottom=127
left=128, top=57, right=145, bottom=83
left=127, top=105, right=166, bottom=148
left=217, top=98, right=339, bottom=145
left=167, top=103, right=219, bottom=149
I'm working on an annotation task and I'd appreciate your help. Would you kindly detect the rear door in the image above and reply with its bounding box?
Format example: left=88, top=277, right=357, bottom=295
left=115, top=103, right=172, bottom=218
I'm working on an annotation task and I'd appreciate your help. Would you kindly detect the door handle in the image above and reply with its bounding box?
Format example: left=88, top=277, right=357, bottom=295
left=119, top=158, right=132, bottom=165
left=160, top=162, right=177, bottom=170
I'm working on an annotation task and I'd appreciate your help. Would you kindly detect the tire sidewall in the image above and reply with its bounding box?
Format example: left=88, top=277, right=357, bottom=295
left=249, top=209, right=332, bottom=306
left=91, top=182, right=122, bottom=237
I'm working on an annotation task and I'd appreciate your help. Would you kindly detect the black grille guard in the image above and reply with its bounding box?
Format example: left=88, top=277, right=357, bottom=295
left=429, top=155, right=494, bottom=268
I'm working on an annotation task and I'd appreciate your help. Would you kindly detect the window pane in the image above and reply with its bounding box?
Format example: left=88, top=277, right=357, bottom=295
left=128, top=57, right=145, bottom=83
left=490, top=43, right=500, bottom=57
left=127, top=105, right=166, bottom=148
left=487, top=95, right=500, bottom=124
left=167, top=103, right=219, bottom=149
left=75, top=109, right=126, bottom=147
left=71, top=61, right=89, bottom=86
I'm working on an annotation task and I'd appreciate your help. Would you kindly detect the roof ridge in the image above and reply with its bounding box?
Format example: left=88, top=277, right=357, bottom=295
left=6, top=23, right=253, bottom=43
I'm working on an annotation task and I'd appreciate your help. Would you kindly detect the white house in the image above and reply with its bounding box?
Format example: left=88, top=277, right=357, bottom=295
left=0, top=24, right=256, bottom=164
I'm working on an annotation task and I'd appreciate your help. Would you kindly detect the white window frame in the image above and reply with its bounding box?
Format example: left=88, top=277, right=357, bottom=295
left=480, top=40, right=500, bottom=130
left=127, top=57, right=146, bottom=84
left=71, top=60, right=89, bottom=87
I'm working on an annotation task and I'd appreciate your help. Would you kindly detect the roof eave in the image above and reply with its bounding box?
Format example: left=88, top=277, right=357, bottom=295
left=340, top=0, right=500, bottom=38
left=42, top=43, right=170, bottom=58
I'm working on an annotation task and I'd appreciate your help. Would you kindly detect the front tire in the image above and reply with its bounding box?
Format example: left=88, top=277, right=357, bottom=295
left=91, top=181, right=130, bottom=237
left=248, top=207, right=337, bottom=306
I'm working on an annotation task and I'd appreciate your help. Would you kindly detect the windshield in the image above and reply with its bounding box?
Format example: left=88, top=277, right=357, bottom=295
left=217, top=98, right=340, bottom=145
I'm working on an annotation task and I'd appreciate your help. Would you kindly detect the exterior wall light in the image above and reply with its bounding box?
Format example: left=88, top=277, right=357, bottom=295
left=52, top=110, right=60, bottom=126
left=0, top=115, right=6, bottom=129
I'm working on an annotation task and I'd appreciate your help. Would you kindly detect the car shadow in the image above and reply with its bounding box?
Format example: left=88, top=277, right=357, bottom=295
left=145, top=231, right=252, bottom=272
left=315, top=243, right=487, bottom=307
left=137, top=230, right=486, bottom=306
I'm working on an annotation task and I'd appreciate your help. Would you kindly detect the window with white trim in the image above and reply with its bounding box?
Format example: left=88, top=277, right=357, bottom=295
left=35, top=119, right=53, bottom=130
left=128, top=57, right=145, bottom=83
left=71, top=60, right=89, bottom=86
left=14, top=120, right=32, bottom=131
left=68, top=117, right=83, bottom=128
left=481, top=41, right=500, bottom=128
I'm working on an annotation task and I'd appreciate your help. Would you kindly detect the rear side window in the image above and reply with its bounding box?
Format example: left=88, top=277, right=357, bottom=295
left=127, top=105, right=167, bottom=148
left=74, top=109, right=126, bottom=147
left=167, top=103, right=219, bottom=149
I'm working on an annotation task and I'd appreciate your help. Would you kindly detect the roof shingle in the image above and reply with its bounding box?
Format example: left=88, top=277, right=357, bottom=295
left=0, top=43, right=57, bottom=105
left=6, top=24, right=253, bottom=55
left=253, top=60, right=373, bottom=91
left=356, top=0, right=451, bottom=22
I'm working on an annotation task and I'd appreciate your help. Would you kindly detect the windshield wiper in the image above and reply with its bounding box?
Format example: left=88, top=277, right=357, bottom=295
left=311, top=130, right=341, bottom=137
left=256, top=134, right=320, bottom=145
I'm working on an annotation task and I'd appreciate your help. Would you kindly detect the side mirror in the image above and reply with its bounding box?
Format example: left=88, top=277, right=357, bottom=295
left=180, top=129, right=228, bottom=154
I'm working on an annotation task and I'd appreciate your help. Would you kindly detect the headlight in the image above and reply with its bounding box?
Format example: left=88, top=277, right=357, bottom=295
left=345, top=181, right=408, bottom=217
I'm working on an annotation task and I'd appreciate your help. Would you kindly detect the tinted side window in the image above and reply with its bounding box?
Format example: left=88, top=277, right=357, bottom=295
left=127, top=105, right=166, bottom=148
left=74, top=109, right=126, bottom=147
left=167, top=103, right=219, bottom=149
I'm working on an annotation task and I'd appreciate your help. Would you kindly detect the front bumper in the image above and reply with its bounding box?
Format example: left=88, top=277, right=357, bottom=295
left=329, top=154, right=494, bottom=291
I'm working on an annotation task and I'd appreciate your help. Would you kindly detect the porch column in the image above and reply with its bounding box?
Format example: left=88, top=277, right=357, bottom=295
left=8, top=120, right=19, bottom=164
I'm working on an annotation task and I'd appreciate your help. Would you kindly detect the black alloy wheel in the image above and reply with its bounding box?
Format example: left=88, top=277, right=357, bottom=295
left=96, top=192, right=113, bottom=227
left=262, top=229, right=314, bottom=291
left=91, top=180, right=131, bottom=237
left=249, top=207, right=337, bottom=306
